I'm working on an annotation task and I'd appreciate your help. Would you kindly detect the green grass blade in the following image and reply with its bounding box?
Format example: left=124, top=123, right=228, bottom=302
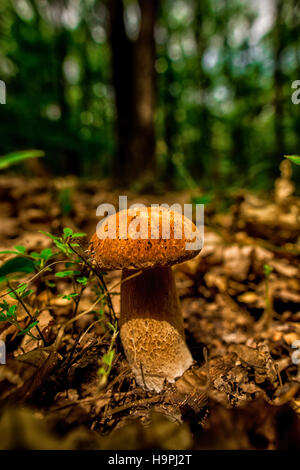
left=0, top=150, right=45, bottom=170
left=284, top=155, right=300, bottom=166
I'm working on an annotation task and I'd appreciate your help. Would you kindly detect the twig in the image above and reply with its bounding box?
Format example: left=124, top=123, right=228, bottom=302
left=104, top=396, right=161, bottom=417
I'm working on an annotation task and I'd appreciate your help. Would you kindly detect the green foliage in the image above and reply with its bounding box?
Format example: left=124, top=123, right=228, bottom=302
left=0, top=296, right=39, bottom=339
left=263, top=264, right=273, bottom=278
left=76, top=276, right=88, bottom=286
left=0, top=150, right=44, bottom=170
left=40, top=227, right=85, bottom=258
left=0, top=257, right=36, bottom=281
left=61, top=293, right=79, bottom=301
left=8, top=282, right=33, bottom=300
left=0, top=229, right=87, bottom=341
left=0, top=244, right=57, bottom=281
left=284, top=155, right=300, bottom=166
left=97, top=321, right=119, bottom=389
left=0, top=226, right=117, bottom=383
left=0, top=301, right=17, bottom=322
left=55, top=270, right=81, bottom=278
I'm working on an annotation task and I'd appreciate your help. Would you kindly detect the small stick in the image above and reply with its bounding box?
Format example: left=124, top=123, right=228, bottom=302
left=104, top=396, right=161, bottom=417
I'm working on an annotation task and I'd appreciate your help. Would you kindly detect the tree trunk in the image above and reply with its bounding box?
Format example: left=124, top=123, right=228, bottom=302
left=107, top=0, right=158, bottom=186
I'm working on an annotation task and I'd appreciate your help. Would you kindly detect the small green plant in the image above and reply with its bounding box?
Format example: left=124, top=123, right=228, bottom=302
left=0, top=282, right=46, bottom=342
left=0, top=299, right=39, bottom=339
left=97, top=321, right=119, bottom=389
left=0, top=227, right=116, bottom=366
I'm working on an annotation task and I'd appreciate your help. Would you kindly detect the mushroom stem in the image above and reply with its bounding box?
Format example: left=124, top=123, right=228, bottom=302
left=120, top=267, right=193, bottom=392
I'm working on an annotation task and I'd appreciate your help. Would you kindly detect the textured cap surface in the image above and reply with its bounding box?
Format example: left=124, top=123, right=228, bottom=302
left=90, top=206, right=202, bottom=270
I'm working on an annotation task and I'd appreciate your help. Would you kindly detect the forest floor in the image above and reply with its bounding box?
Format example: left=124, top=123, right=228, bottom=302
left=0, top=163, right=300, bottom=450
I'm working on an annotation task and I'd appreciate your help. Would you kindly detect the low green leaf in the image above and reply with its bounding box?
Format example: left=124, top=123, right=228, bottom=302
left=97, top=367, right=106, bottom=376
left=70, top=243, right=80, bottom=247
left=9, top=282, right=32, bottom=299
left=40, top=248, right=53, bottom=260
left=76, top=276, right=88, bottom=285
left=0, top=150, right=44, bottom=170
left=63, top=228, right=73, bottom=238
left=53, top=240, right=71, bottom=254
left=0, top=257, right=35, bottom=280
left=62, top=293, right=79, bottom=300
left=55, top=270, right=80, bottom=278
left=21, top=289, right=34, bottom=299
left=103, top=350, right=114, bottom=366
left=14, top=245, right=26, bottom=254
left=284, top=155, right=300, bottom=165
left=17, top=320, right=39, bottom=335
left=0, top=300, right=9, bottom=310
left=8, top=305, right=17, bottom=317
left=263, top=264, right=273, bottom=276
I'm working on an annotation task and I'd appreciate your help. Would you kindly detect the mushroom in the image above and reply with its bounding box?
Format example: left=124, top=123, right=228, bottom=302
left=90, top=206, right=202, bottom=392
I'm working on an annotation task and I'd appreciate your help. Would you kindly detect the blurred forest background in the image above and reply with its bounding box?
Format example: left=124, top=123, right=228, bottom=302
left=0, top=0, right=300, bottom=190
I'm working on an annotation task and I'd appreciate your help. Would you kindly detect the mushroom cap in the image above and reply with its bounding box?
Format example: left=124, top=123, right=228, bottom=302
left=90, top=206, right=202, bottom=270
